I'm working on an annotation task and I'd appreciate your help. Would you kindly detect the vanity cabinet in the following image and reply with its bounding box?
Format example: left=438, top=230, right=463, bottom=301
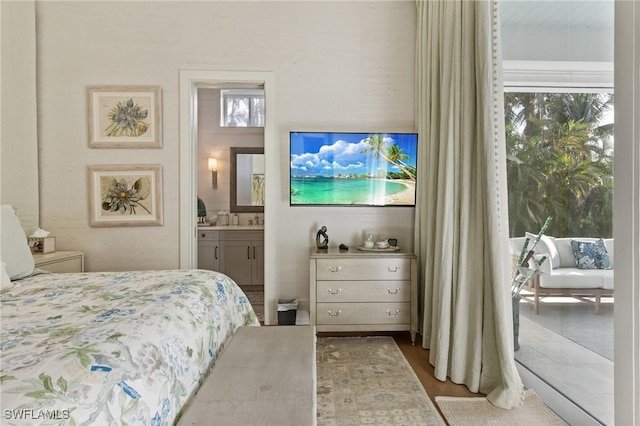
left=219, top=230, right=264, bottom=287
left=309, top=248, right=418, bottom=343
left=197, top=230, right=220, bottom=271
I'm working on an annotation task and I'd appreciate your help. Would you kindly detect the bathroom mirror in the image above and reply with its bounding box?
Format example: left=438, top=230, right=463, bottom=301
left=230, top=147, right=264, bottom=213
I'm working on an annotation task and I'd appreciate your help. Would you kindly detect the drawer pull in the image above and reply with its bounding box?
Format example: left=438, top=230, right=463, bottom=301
left=386, top=288, right=400, bottom=295
left=387, top=266, right=400, bottom=272
left=327, top=288, right=342, bottom=295
left=326, top=266, right=342, bottom=273
left=327, top=310, right=342, bottom=317
left=386, top=309, right=401, bottom=317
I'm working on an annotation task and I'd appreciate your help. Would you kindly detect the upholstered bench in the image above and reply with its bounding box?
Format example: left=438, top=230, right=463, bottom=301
left=178, top=325, right=316, bottom=426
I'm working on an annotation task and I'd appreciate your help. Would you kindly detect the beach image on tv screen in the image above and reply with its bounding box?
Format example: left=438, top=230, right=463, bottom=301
left=290, top=132, right=417, bottom=206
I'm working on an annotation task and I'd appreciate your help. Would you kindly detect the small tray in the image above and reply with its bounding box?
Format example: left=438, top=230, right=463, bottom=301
left=357, top=246, right=401, bottom=252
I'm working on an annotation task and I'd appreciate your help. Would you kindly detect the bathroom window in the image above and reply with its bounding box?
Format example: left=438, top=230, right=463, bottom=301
left=220, top=89, right=265, bottom=128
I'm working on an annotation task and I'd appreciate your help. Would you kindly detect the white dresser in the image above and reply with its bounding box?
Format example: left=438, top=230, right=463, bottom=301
left=309, top=248, right=418, bottom=344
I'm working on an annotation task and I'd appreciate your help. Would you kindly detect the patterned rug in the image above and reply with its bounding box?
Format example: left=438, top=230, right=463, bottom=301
left=436, top=389, right=567, bottom=425
left=244, top=290, right=264, bottom=322
left=316, top=336, right=445, bottom=425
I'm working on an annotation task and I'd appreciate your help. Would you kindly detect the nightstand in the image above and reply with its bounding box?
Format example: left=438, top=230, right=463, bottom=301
left=33, top=251, right=84, bottom=273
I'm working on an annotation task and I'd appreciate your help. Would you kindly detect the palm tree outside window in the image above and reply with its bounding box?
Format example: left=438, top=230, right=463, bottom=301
left=505, top=92, right=614, bottom=238
left=220, top=89, right=265, bottom=127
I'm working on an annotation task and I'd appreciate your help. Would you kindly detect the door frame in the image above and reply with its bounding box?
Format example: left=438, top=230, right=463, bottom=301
left=179, top=70, right=276, bottom=324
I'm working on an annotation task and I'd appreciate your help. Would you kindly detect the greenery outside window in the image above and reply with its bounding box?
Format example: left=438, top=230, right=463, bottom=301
left=220, top=89, right=265, bottom=127
left=505, top=91, right=614, bottom=238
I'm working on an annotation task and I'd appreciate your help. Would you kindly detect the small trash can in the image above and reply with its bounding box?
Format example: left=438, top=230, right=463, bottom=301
left=277, top=298, right=298, bottom=325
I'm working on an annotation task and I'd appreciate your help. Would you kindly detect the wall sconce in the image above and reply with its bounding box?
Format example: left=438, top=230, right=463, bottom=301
left=208, top=157, right=218, bottom=189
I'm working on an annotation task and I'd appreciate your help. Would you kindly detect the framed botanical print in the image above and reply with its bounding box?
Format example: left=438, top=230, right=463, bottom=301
left=87, top=86, right=162, bottom=148
left=88, top=164, right=163, bottom=227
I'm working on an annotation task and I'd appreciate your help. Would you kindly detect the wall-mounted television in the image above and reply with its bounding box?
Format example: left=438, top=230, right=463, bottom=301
left=290, top=132, right=418, bottom=206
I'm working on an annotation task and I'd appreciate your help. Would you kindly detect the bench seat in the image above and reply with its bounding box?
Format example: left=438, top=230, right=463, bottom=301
left=178, top=325, right=316, bottom=426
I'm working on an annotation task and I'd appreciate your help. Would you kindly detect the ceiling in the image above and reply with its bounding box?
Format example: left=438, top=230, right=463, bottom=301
left=499, top=0, right=614, bottom=29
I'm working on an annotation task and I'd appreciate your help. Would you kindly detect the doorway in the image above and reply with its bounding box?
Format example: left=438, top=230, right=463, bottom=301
left=179, top=70, right=277, bottom=324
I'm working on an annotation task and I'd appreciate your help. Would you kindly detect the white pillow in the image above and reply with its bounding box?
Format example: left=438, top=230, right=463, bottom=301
left=524, top=232, right=559, bottom=270
left=1, top=204, right=35, bottom=280
left=1, top=261, right=12, bottom=291
left=539, top=235, right=559, bottom=269
left=534, top=254, right=551, bottom=275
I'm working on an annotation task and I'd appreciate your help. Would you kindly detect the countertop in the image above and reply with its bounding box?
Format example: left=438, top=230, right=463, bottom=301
left=197, top=224, right=264, bottom=231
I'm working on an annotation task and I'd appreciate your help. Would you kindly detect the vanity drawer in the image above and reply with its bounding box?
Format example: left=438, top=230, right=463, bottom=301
left=316, top=302, right=410, bottom=325
left=316, top=280, right=410, bottom=303
left=198, top=230, right=219, bottom=241
left=316, top=258, right=410, bottom=281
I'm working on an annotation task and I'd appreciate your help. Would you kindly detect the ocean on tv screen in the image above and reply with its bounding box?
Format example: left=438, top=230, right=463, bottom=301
left=290, top=132, right=417, bottom=206
left=290, top=177, right=415, bottom=206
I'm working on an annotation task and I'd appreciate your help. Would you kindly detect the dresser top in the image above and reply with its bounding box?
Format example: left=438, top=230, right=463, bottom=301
left=309, top=247, right=416, bottom=258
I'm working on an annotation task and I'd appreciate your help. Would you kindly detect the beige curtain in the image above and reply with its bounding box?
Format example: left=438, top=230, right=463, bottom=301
left=414, top=0, right=524, bottom=409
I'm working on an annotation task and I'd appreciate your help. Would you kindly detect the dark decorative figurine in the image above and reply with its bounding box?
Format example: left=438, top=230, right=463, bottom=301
left=316, top=225, right=329, bottom=250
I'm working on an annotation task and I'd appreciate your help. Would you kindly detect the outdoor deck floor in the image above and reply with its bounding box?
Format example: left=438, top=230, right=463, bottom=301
left=515, top=296, right=614, bottom=425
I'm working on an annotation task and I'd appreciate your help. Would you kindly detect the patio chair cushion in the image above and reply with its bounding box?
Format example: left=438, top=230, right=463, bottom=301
left=510, top=235, right=614, bottom=290
left=537, top=267, right=613, bottom=289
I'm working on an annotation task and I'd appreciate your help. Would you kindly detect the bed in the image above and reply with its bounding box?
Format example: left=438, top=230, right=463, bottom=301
left=0, top=205, right=259, bottom=425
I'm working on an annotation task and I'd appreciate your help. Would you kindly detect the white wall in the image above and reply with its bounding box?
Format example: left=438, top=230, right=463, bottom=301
left=0, top=1, right=39, bottom=233
left=613, top=1, right=640, bottom=423
left=35, top=2, right=416, bottom=305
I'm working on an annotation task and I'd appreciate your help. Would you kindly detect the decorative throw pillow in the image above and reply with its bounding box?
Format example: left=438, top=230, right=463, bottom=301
left=570, top=238, right=612, bottom=270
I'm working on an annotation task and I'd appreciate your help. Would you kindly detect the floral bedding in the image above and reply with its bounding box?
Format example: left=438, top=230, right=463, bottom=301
left=0, top=269, right=259, bottom=425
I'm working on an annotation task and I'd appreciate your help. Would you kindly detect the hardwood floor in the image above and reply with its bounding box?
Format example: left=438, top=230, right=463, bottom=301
left=317, top=331, right=482, bottom=416
left=391, top=332, right=482, bottom=401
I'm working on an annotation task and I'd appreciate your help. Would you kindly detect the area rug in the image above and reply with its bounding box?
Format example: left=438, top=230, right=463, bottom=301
left=244, top=290, right=264, bottom=322
left=316, top=336, right=445, bottom=425
left=436, top=389, right=567, bottom=425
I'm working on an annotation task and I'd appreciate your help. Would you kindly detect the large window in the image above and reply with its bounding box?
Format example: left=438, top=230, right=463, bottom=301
left=505, top=91, right=614, bottom=238
left=505, top=87, right=615, bottom=425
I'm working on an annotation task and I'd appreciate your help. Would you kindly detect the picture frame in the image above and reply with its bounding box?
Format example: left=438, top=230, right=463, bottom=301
left=88, top=164, right=163, bottom=227
left=87, top=86, right=162, bottom=148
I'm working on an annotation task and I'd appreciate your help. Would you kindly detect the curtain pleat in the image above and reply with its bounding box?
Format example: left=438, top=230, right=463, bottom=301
left=414, top=0, right=524, bottom=409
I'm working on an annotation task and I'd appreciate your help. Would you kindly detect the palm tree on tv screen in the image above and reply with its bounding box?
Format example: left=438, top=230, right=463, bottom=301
left=361, top=134, right=416, bottom=180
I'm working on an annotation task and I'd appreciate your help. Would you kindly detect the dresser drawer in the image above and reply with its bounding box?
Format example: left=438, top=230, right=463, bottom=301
left=33, top=251, right=84, bottom=273
left=316, top=258, right=410, bottom=281
left=37, top=257, right=83, bottom=273
left=316, top=280, right=410, bottom=303
left=316, top=302, right=410, bottom=325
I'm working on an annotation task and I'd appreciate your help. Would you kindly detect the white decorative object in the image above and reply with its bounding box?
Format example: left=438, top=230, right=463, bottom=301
left=28, top=228, right=56, bottom=253
left=29, top=237, right=56, bottom=254
left=29, top=228, right=50, bottom=238
left=216, top=210, right=229, bottom=226
left=363, top=234, right=374, bottom=249
left=376, top=240, right=389, bottom=249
